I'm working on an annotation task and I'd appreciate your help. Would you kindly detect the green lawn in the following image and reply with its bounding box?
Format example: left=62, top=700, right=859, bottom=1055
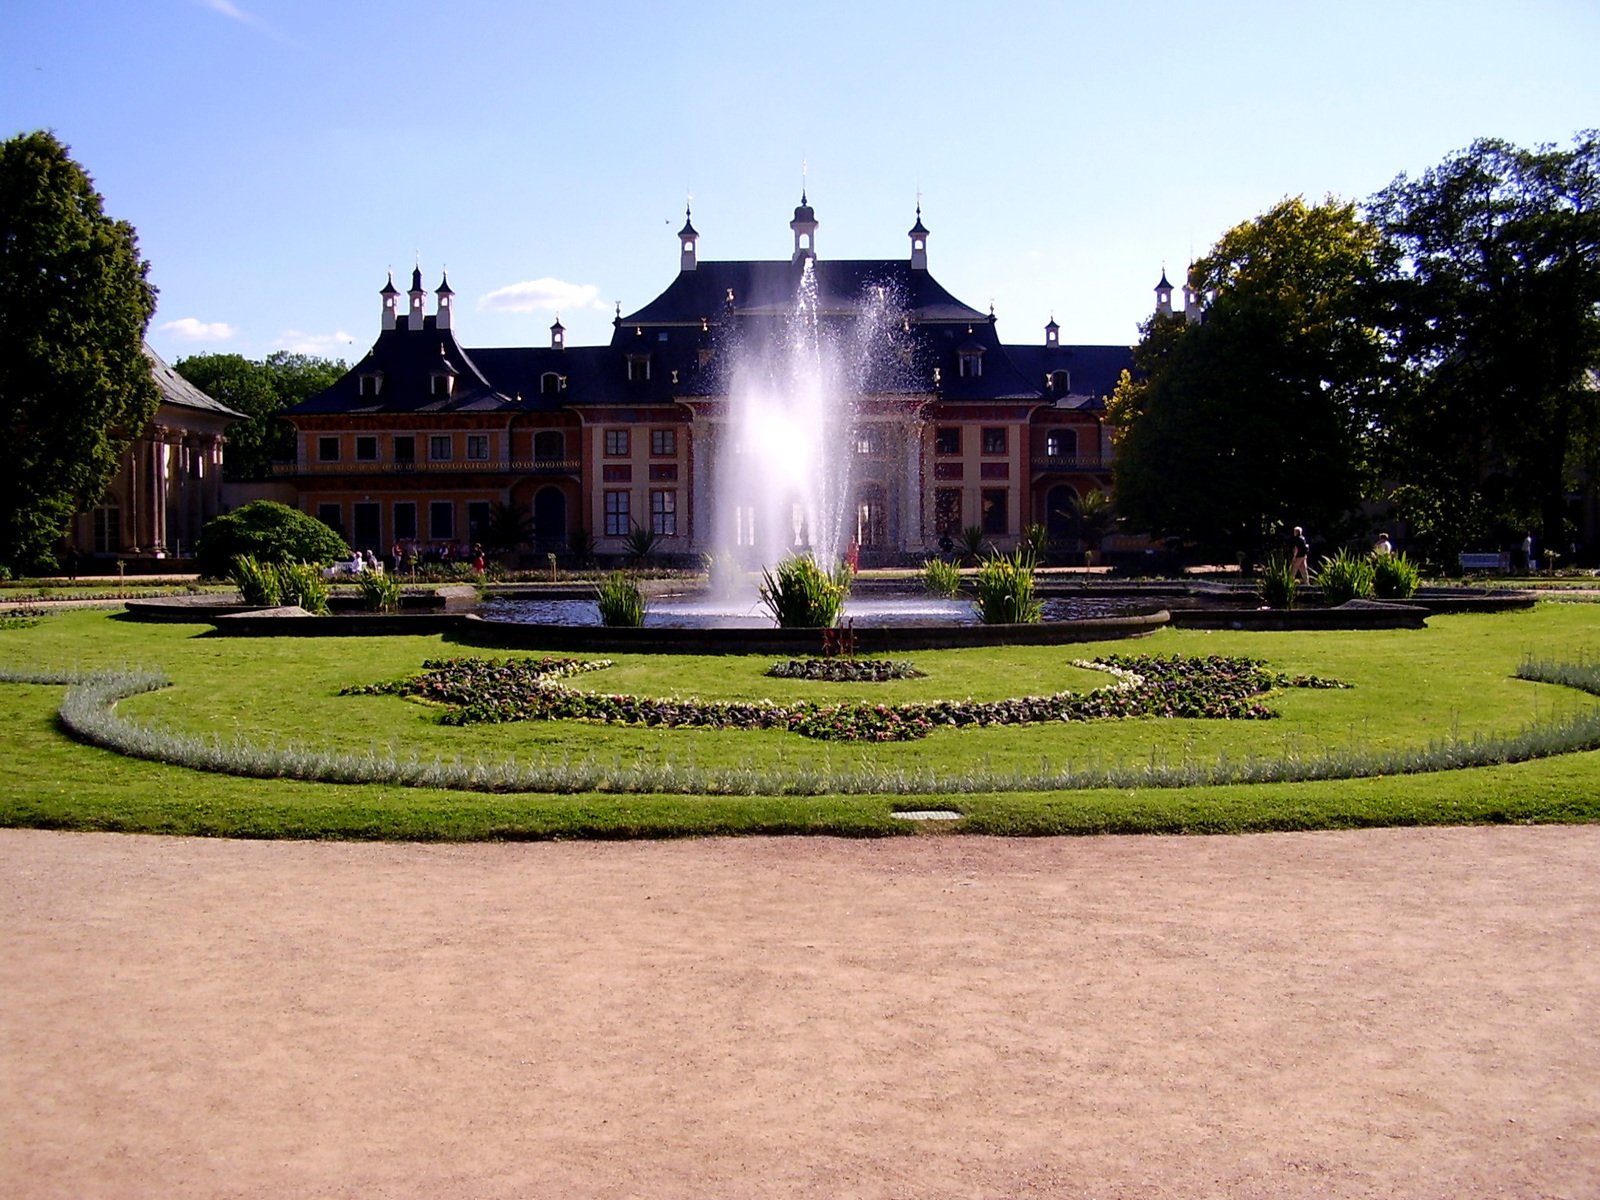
left=2, top=602, right=1599, bottom=840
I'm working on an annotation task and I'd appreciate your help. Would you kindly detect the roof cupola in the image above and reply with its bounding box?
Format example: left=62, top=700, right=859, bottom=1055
left=1154, top=268, right=1174, bottom=318
left=790, top=190, right=817, bottom=262
left=380, top=271, right=399, bottom=331
left=679, top=204, right=699, bottom=273
left=1045, top=315, right=1060, bottom=346
left=407, top=266, right=426, bottom=329
left=1184, top=264, right=1203, bottom=324
left=435, top=272, right=454, bottom=330
left=908, top=205, right=930, bottom=270
left=550, top=317, right=565, bottom=349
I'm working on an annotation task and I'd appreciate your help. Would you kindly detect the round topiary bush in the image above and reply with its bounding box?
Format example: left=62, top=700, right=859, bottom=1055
left=195, top=500, right=350, bottom=580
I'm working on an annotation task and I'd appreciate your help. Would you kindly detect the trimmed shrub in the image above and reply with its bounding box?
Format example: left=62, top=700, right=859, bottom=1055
left=758, top=554, right=849, bottom=628
left=595, top=572, right=647, bottom=627
left=973, top=550, right=1042, bottom=624
left=1317, top=548, right=1377, bottom=604
left=196, top=500, right=349, bottom=580
left=921, top=557, right=961, bottom=598
left=1373, top=551, right=1421, bottom=599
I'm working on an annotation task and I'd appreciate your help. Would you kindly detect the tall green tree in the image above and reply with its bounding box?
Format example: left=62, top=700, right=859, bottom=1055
left=175, top=350, right=344, bottom=481
left=0, top=131, right=158, bottom=571
left=1369, top=132, right=1600, bottom=559
left=1109, top=197, right=1390, bottom=560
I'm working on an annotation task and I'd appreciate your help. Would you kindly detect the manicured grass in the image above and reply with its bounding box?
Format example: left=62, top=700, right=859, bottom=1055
left=1, top=604, right=1598, bottom=840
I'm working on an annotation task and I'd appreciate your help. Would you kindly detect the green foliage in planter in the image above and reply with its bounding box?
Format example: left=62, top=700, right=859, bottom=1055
left=196, top=500, right=349, bottom=580
left=229, top=554, right=281, bottom=606
left=1258, top=554, right=1298, bottom=609
left=622, top=525, right=660, bottom=564
left=358, top=569, right=401, bottom=613
left=1317, top=548, right=1377, bottom=604
left=276, top=561, right=330, bottom=615
left=595, top=572, right=647, bottom=627
left=758, top=554, right=849, bottom=628
left=1021, top=523, right=1049, bottom=566
left=973, top=550, right=1042, bottom=624
left=921, top=557, right=961, bottom=598
left=1373, top=551, right=1421, bottom=599
left=703, top=550, right=743, bottom=599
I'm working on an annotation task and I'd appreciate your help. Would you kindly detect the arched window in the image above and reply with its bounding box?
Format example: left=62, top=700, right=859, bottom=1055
left=1045, top=428, right=1077, bottom=459
left=1049, top=370, right=1070, bottom=394
left=540, top=372, right=563, bottom=396
left=533, top=430, right=565, bottom=461
left=1045, top=484, right=1078, bottom=540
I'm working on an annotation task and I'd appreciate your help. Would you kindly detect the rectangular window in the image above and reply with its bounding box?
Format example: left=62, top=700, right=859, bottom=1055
left=353, top=501, right=381, bottom=550
left=982, top=427, right=1007, bottom=455
left=429, top=435, right=452, bottom=461
left=92, top=506, right=121, bottom=555
left=317, top=436, right=339, bottom=462
left=429, top=501, right=455, bottom=540
left=604, top=429, right=630, bottom=456
left=626, top=357, right=650, bottom=382
left=604, top=490, right=630, bottom=536
left=981, top=489, right=1008, bottom=536
left=466, top=435, right=490, bottom=461
left=855, top=427, right=883, bottom=456
left=650, top=489, right=677, bottom=536
left=934, top=427, right=960, bottom=456
left=355, top=436, right=378, bottom=462
left=650, top=428, right=676, bottom=456
left=393, top=435, right=415, bottom=464
left=393, top=502, right=417, bottom=541
left=316, top=502, right=343, bottom=533
left=466, top=501, right=491, bottom=542
left=934, top=489, right=962, bottom=537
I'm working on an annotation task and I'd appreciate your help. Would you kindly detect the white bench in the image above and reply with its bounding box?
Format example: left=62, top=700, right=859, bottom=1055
left=1458, top=551, right=1510, bottom=573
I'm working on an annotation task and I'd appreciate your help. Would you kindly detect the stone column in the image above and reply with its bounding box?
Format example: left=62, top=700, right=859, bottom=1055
left=900, top=415, right=923, bottom=552
left=149, top=426, right=171, bottom=556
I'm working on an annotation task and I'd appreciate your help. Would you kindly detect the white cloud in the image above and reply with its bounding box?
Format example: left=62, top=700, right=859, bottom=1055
left=276, top=329, right=358, bottom=357
left=478, top=277, right=608, bottom=315
left=160, top=317, right=238, bottom=342
left=197, top=0, right=290, bottom=42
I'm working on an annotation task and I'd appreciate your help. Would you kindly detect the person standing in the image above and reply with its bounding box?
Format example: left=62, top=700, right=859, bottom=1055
left=1374, top=532, right=1393, bottom=556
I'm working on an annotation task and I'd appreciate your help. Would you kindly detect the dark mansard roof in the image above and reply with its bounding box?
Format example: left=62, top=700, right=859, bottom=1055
left=291, top=256, right=1132, bottom=418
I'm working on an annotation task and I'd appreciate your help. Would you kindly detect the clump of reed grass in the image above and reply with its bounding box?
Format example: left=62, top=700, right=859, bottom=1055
left=1258, top=554, right=1298, bottom=609
left=1373, top=551, right=1421, bottom=599
left=357, top=569, right=401, bottom=613
left=230, top=554, right=282, bottom=606
left=703, top=550, right=744, bottom=599
left=1316, top=548, right=1377, bottom=605
left=758, top=554, right=849, bottom=628
left=276, top=561, right=330, bottom=614
left=921, top=557, right=962, bottom=598
left=972, top=549, right=1041, bottom=624
left=595, top=572, right=648, bottom=627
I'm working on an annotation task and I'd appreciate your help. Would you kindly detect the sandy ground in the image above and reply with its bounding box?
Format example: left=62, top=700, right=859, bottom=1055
left=1, top=825, right=1596, bottom=1199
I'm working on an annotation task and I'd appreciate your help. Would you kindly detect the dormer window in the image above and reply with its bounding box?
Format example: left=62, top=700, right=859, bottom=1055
left=431, top=373, right=453, bottom=398
left=359, top=373, right=382, bottom=397
left=540, top=372, right=564, bottom=397
left=626, top=355, right=650, bottom=383
left=958, top=349, right=984, bottom=379
left=1049, top=370, right=1071, bottom=394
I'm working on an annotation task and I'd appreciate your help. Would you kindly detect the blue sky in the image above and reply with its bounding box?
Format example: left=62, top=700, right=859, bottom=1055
left=5, top=1, right=1597, bottom=364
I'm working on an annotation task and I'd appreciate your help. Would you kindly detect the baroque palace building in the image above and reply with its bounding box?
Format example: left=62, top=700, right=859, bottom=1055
left=283, top=198, right=1149, bottom=564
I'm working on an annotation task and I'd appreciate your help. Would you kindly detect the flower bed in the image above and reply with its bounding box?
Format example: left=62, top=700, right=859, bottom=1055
left=766, top=658, right=925, bottom=682
left=343, top=654, right=1347, bottom=743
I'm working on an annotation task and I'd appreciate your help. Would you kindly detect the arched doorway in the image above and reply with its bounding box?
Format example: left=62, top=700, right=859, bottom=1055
left=533, top=486, right=567, bottom=549
left=1045, top=484, right=1078, bottom=543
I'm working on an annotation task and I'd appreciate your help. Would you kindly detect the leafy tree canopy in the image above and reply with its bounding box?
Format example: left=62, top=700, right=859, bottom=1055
left=175, top=351, right=344, bottom=482
left=1110, top=197, right=1390, bottom=559
left=194, top=499, right=350, bottom=579
left=0, top=131, right=158, bottom=571
left=1369, top=131, right=1600, bottom=558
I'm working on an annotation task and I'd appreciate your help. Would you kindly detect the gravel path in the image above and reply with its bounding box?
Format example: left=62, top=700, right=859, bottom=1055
left=2, top=825, right=1595, bottom=1199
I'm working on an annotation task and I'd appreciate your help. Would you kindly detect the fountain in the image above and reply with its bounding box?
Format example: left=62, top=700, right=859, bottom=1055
left=712, top=257, right=891, bottom=573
